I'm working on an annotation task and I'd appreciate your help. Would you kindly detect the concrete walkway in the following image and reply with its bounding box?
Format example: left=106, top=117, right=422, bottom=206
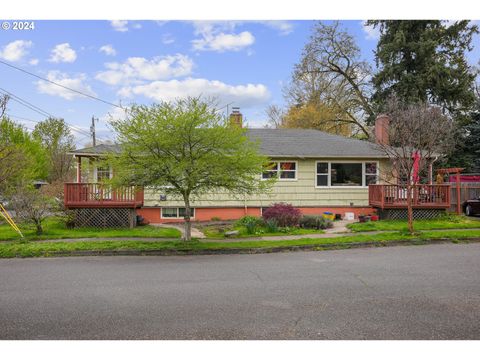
left=152, top=223, right=206, bottom=239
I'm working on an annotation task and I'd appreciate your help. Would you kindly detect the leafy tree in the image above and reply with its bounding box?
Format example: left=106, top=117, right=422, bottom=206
left=368, top=20, right=478, bottom=117
left=0, top=117, right=47, bottom=194
left=109, top=97, right=271, bottom=241
left=33, top=117, right=75, bottom=182
left=275, top=21, right=374, bottom=136
left=279, top=100, right=352, bottom=136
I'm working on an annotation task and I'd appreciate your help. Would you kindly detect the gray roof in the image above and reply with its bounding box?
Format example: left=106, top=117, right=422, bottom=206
left=71, top=128, right=387, bottom=158
left=246, top=129, right=387, bottom=158
left=70, top=143, right=121, bottom=156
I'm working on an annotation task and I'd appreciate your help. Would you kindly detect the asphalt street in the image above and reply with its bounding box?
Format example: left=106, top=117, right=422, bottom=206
left=1, top=243, right=479, bottom=339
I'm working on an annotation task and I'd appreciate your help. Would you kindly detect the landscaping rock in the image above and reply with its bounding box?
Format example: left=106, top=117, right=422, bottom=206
left=225, top=230, right=240, bottom=237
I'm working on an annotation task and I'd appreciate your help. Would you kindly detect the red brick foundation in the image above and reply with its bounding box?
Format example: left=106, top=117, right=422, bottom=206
left=137, top=206, right=375, bottom=224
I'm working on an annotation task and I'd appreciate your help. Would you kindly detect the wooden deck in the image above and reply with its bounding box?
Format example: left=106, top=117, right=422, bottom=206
left=64, top=183, right=144, bottom=208
left=369, top=184, right=451, bottom=209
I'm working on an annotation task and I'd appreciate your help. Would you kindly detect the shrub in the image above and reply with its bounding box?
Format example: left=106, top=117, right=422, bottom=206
left=299, top=215, right=333, bottom=230
left=245, top=220, right=257, bottom=234
left=264, top=218, right=279, bottom=233
left=210, top=216, right=221, bottom=221
left=262, top=203, right=302, bottom=227
left=235, top=215, right=263, bottom=227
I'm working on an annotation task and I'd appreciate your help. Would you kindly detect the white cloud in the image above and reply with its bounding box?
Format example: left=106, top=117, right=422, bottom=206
left=95, top=54, right=194, bottom=86
left=110, top=20, right=142, bottom=32
left=0, top=40, right=33, bottom=62
left=260, top=21, right=294, bottom=35
left=192, top=31, right=255, bottom=52
left=189, top=20, right=292, bottom=52
left=162, top=33, right=175, bottom=45
left=49, top=43, right=77, bottom=63
left=110, top=20, right=129, bottom=32
left=100, top=106, right=130, bottom=124
left=29, top=58, right=39, bottom=65
left=118, top=78, right=270, bottom=108
left=36, top=71, right=96, bottom=100
left=99, top=44, right=117, bottom=56
left=361, top=21, right=380, bottom=41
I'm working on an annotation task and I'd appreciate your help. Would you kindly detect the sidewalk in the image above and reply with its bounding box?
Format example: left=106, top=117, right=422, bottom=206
left=12, top=227, right=480, bottom=244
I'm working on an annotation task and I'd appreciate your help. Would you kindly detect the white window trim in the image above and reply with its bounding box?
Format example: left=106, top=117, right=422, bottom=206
left=261, top=160, right=298, bottom=181
left=315, top=160, right=379, bottom=189
left=161, top=207, right=196, bottom=219
left=93, top=165, right=113, bottom=183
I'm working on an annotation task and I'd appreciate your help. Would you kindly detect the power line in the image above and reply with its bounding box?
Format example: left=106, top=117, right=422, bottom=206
left=5, top=113, right=110, bottom=143
left=0, top=88, right=52, bottom=118
left=0, top=87, right=109, bottom=140
left=0, top=59, right=124, bottom=109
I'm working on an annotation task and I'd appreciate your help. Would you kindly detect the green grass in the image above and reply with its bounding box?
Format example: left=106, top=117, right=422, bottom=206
left=200, top=224, right=324, bottom=239
left=347, top=216, right=480, bottom=232
left=0, top=217, right=181, bottom=241
left=1, top=228, right=479, bottom=258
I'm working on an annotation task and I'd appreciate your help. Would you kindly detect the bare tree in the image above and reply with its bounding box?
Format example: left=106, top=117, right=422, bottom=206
left=9, top=184, right=57, bottom=235
left=0, top=94, right=9, bottom=118
left=286, top=21, right=375, bottom=137
left=375, top=96, right=456, bottom=233
left=265, top=104, right=286, bottom=128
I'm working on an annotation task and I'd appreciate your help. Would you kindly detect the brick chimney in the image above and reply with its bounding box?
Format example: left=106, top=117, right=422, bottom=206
left=375, top=114, right=390, bottom=145
left=229, top=107, right=243, bottom=128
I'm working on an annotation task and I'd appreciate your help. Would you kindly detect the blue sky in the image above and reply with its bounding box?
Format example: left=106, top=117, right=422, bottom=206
left=0, top=20, right=479, bottom=146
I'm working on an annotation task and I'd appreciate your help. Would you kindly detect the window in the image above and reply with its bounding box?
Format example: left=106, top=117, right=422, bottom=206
left=316, top=161, right=379, bottom=187
left=331, top=163, right=362, bottom=186
left=280, top=162, right=296, bottom=179
left=262, top=162, right=278, bottom=179
left=95, top=166, right=111, bottom=182
left=316, top=162, right=329, bottom=186
left=365, top=162, right=378, bottom=185
left=161, top=207, right=195, bottom=219
left=262, top=161, right=297, bottom=180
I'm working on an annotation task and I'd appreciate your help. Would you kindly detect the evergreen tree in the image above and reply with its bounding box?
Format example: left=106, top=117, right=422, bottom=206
left=368, top=20, right=478, bottom=118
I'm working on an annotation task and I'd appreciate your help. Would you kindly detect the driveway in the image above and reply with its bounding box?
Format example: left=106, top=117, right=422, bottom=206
left=1, top=244, right=480, bottom=339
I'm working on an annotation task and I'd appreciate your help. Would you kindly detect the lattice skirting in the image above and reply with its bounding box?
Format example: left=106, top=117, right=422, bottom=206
left=73, top=208, right=137, bottom=228
left=377, top=208, right=446, bottom=220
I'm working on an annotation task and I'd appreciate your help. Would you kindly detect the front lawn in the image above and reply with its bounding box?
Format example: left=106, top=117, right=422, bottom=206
left=0, top=217, right=181, bottom=241
left=198, top=222, right=325, bottom=239
left=347, top=216, right=480, bottom=232
left=0, top=229, right=479, bottom=258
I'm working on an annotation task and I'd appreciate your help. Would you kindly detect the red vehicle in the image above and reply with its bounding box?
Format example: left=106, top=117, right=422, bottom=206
left=463, top=197, right=480, bottom=216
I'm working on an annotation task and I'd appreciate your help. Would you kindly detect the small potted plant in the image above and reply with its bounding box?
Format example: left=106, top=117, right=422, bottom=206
left=358, top=214, right=366, bottom=223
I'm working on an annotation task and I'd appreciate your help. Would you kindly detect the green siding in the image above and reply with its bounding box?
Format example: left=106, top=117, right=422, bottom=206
left=143, top=158, right=390, bottom=208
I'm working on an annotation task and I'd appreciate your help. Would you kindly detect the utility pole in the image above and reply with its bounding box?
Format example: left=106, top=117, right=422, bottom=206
left=90, top=116, right=97, bottom=147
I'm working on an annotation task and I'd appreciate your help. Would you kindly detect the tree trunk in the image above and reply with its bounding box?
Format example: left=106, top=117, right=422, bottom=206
left=406, top=183, right=414, bottom=234
left=35, top=221, right=43, bottom=235
left=183, top=195, right=192, bottom=241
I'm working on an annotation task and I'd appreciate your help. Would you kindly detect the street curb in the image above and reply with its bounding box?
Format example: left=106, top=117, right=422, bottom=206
left=16, top=237, right=480, bottom=258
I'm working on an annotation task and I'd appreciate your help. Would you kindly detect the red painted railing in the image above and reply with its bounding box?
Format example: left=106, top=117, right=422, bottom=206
left=369, top=184, right=450, bottom=209
left=64, top=183, right=144, bottom=208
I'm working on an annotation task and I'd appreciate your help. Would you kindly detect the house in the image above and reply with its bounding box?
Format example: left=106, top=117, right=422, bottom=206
left=64, top=112, right=451, bottom=227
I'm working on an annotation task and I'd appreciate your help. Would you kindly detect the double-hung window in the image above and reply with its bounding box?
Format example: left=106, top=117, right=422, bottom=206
left=316, top=161, right=379, bottom=187
left=262, top=161, right=297, bottom=180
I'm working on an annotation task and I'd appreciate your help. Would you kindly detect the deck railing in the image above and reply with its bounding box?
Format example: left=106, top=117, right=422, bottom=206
left=64, top=183, right=144, bottom=208
left=369, top=184, right=450, bottom=209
